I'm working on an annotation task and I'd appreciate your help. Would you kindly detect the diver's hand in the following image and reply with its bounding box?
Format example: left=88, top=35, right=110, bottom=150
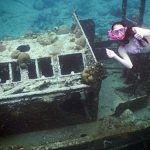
left=106, top=48, right=116, bottom=58
left=134, top=33, right=143, bottom=40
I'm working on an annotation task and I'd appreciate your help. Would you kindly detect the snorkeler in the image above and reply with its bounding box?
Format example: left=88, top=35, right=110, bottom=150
left=106, top=21, right=150, bottom=69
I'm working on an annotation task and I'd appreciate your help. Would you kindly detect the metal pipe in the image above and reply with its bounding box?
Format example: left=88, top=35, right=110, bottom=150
left=122, top=0, right=128, bottom=20
left=139, top=0, right=146, bottom=26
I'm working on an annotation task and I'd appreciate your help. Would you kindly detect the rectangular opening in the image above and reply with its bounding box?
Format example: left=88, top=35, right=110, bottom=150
left=0, top=63, right=9, bottom=83
left=59, top=53, right=84, bottom=75
left=11, top=62, right=21, bottom=82
left=27, top=60, right=37, bottom=79
left=38, top=57, right=53, bottom=77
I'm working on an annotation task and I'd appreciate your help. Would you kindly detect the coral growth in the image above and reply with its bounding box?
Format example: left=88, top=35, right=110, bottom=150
left=37, top=32, right=57, bottom=45
left=81, top=63, right=107, bottom=85
left=69, top=37, right=75, bottom=42
left=24, top=31, right=38, bottom=39
left=49, top=42, right=61, bottom=57
left=11, top=50, right=21, bottom=59
left=0, top=43, right=6, bottom=52
left=74, top=45, right=82, bottom=50
left=48, top=32, right=58, bottom=43
left=11, top=50, right=31, bottom=69
left=75, top=35, right=86, bottom=47
left=72, top=25, right=82, bottom=38
left=17, top=52, right=31, bottom=69
left=56, top=25, right=70, bottom=35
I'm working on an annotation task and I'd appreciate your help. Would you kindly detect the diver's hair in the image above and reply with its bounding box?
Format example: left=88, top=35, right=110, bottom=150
left=112, top=21, right=149, bottom=46
left=111, top=21, right=127, bottom=30
left=121, top=26, right=135, bottom=46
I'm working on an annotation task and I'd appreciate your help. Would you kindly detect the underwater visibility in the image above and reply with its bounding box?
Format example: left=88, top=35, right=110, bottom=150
left=0, top=0, right=150, bottom=150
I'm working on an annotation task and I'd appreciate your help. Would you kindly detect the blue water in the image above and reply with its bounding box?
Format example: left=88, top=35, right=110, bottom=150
left=1, top=0, right=149, bottom=40
left=1, top=1, right=150, bottom=149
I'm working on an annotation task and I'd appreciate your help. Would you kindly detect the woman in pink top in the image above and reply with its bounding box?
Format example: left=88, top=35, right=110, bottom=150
left=106, top=21, right=150, bottom=69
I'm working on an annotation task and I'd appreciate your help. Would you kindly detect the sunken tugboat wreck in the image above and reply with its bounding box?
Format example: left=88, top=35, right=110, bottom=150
left=1, top=12, right=150, bottom=150
left=0, top=12, right=106, bottom=137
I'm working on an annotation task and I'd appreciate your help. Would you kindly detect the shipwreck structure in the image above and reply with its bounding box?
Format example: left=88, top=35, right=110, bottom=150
left=0, top=0, right=150, bottom=149
left=0, top=12, right=105, bottom=121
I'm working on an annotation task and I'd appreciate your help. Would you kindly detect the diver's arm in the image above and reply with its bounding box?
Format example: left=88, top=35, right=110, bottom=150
left=117, top=46, right=133, bottom=68
left=106, top=47, right=133, bottom=69
left=133, top=27, right=150, bottom=37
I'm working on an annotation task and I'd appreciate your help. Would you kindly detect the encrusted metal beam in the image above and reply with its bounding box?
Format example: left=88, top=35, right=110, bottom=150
left=122, top=0, right=127, bottom=20
left=72, top=12, right=97, bottom=63
left=0, top=84, right=90, bottom=104
left=139, top=0, right=146, bottom=26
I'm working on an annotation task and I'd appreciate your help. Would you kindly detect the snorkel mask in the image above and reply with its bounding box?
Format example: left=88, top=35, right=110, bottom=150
left=108, top=27, right=127, bottom=40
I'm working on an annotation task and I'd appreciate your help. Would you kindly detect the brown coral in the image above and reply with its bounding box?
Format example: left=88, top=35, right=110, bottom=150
left=19, top=63, right=28, bottom=69
left=11, top=50, right=21, bottom=59
left=81, top=68, right=95, bottom=84
left=17, top=52, right=31, bottom=69
left=81, top=63, right=107, bottom=85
